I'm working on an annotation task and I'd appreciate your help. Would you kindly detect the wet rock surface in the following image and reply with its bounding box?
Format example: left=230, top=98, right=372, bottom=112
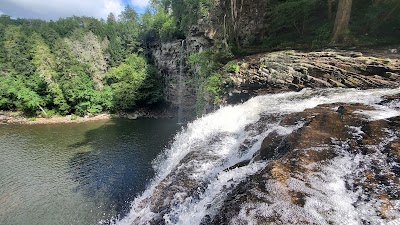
left=149, top=36, right=213, bottom=120
left=120, top=89, right=400, bottom=225
left=150, top=40, right=197, bottom=118
left=223, top=50, right=400, bottom=104
left=213, top=98, right=400, bottom=224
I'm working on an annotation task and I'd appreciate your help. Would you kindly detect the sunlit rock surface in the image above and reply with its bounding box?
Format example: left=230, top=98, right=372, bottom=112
left=214, top=100, right=400, bottom=224
left=116, top=88, right=400, bottom=225
left=223, top=50, right=400, bottom=104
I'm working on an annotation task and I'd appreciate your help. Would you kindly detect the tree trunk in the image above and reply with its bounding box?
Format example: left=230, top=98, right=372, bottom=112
left=230, top=0, right=239, bottom=47
left=327, top=0, right=334, bottom=19
left=331, top=0, right=352, bottom=43
left=230, top=0, right=243, bottom=48
left=223, top=14, right=229, bottom=49
left=383, top=1, right=400, bottom=21
left=37, top=104, right=48, bottom=117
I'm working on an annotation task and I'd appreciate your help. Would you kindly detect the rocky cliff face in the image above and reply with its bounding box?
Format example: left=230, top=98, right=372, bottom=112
left=149, top=0, right=271, bottom=118
left=149, top=30, right=213, bottom=118
left=197, top=0, right=268, bottom=47
left=222, top=50, right=400, bottom=104
left=151, top=41, right=187, bottom=105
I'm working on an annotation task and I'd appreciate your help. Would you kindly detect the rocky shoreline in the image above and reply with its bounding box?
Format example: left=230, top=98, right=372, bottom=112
left=0, top=108, right=177, bottom=125
left=0, top=111, right=112, bottom=125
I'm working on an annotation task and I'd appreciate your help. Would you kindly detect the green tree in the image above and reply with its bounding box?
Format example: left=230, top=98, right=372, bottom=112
left=0, top=13, right=165, bottom=116
left=332, top=0, right=353, bottom=43
left=65, top=30, right=108, bottom=89
left=31, top=32, right=70, bottom=114
left=3, top=25, right=35, bottom=76
left=60, top=72, right=109, bottom=115
left=118, top=8, right=141, bottom=54
left=140, top=7, right=178, bottom=43
left=0, top=75, right=46, bottom=115
left=120, top=6, right=139, bottom=22
left=31, top=33, right=57, bottom=84
left=136, top=65, right=163, bottom=105
left=105, top=15, right=124, bottom=67
left=0, top=23, right=9, bottom=74
left=106, top=54, right=148, bottom=110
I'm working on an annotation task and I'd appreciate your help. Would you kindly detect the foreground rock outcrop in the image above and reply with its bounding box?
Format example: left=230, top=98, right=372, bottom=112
left=223, top=50, right=400, bottom=104
left=213, top=95, right=400, bottom=224
left=119, top=88, right=400, bottom=225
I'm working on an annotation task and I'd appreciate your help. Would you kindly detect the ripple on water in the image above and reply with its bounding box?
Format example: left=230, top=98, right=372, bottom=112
left=0, top=119, right=179, bottom=225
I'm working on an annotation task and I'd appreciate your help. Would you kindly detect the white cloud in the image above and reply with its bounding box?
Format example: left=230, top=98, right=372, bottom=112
left=0, top=0, right=125, bottom=20
left=130, top=0, right=150, bottom=8
left=101, top=0, right=125, bottom=18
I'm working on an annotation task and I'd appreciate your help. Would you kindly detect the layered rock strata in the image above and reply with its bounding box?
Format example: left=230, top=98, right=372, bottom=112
left=223, top=50, right=400, bottom=104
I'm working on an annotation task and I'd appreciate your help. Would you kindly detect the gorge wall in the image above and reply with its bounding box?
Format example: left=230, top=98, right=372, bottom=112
left=151, top=42, right=400, bottom=118
left=149, top=33, right=212, bottom=118
left=197, top=0, right=268, bottom=48
left=149, top=0, right=400, bottom=123
left=149, top=0, right=270, bottom=118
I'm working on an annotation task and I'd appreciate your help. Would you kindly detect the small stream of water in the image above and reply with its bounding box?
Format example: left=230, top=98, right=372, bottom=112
left=177, top=40, right=186, bottom=124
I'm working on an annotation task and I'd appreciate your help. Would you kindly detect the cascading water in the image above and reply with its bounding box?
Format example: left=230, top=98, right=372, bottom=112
left=177, top=40, right=185, bottom=124
left=116, top=88, right=400, bottom=225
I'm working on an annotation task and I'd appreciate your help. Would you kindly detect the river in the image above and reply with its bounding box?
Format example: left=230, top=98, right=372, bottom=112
left=1, top=88, right=400, bottom=225
left=0, top=118, right=179, bottom=225
left=117, top=88, right=400, bottom=225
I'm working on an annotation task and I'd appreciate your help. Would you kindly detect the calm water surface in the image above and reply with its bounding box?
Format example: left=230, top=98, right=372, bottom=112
left=0, top=118, right=179, bottom=225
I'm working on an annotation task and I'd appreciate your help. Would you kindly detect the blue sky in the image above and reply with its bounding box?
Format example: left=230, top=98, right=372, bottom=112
left=0, top=0, right=150, bottom=20
left=123, top=0, right=151, bottom=13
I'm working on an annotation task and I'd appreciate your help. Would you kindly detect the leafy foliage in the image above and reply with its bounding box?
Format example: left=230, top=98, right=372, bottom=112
left=188, top=49, right=231, bottom=114
left=0, top=7, right=163, bottom=116
left=263, top=0, right=400, bottom=48
left=225, top=61, right=239, bottom=74
left=350, top=0, right=400, bottom=43
left=106, top=54, right=148, bottom=110
left=0, top=0, right=398, bottom=117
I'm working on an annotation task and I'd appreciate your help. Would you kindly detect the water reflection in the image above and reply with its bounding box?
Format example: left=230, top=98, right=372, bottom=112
left=68, top=118, right=179, bottom=220
left=0, top=118, right=178, bottom=225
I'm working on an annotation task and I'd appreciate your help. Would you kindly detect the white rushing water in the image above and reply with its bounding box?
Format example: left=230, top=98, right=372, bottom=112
left=177, top=40, right=185, bottom=124
left=116, top=88, right=400, bottom=225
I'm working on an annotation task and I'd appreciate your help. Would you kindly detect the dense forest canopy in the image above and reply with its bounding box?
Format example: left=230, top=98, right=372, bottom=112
left=0, top=0, right=399, bottom=116
left=139, top=0, right=400, bottom=46
left=0, top=6, right=163, bottom=116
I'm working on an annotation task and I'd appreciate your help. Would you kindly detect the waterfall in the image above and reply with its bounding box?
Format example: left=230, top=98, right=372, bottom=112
left=177, top=40, right=185, bottom=124
left=116, top=88, right=400, bottom=225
